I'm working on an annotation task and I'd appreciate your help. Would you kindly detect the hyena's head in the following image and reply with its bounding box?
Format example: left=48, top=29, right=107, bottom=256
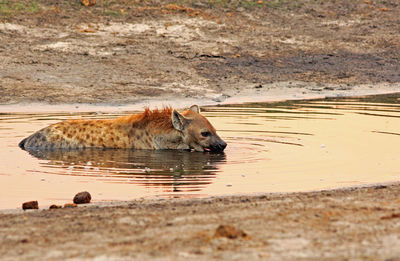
left=172, top=105, right=227, bottom=152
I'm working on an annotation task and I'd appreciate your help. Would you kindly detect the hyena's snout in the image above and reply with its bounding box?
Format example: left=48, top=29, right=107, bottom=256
left=210, top=136, right=227, bottom=152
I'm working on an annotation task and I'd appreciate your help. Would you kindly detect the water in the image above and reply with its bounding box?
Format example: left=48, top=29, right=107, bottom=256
left=1, top=94, right=400, bottom=209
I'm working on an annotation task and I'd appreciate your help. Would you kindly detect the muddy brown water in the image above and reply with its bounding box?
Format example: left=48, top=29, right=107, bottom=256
left=1, top=94, right=400, bottom=209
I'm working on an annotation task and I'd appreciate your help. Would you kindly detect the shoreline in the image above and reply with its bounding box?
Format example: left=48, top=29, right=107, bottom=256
left=1, top=181, right=399, bottom=260
left=2, top=179, right=399, bottom=214
left=1, top=82, right=400, bottom=113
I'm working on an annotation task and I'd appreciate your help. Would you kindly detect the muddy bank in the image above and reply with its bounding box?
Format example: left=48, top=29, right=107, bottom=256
left=1, top=183, right=399, bottom=260
left=1, top=0, right=400, bottom=105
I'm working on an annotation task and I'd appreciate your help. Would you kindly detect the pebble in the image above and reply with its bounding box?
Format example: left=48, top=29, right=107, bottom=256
left=64, top=203, right=78, bottom=208
left=22, top=201, right=39, bottom=210
left=49, top=204, right=62, bottom=209
left=214, top=224, right=249, bottom=239
left=73, top=191, right=91, bottom=204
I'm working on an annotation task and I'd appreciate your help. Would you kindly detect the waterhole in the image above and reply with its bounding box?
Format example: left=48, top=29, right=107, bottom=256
left=1, top=94, right=400, bottom=209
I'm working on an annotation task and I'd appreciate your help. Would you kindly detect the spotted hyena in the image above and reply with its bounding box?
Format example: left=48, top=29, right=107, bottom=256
left=19, top=105, right=227, bottom=152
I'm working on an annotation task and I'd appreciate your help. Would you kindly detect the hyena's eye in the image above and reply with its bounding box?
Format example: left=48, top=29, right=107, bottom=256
left=201, top=131, right=211, bottom=137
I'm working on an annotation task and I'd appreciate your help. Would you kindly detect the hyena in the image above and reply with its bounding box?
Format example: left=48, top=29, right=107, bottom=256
left=19, top=105, right=227, bottom=152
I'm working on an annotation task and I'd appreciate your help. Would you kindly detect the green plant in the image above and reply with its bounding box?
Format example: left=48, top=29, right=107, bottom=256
left=0, top=0, right=41, bottom=16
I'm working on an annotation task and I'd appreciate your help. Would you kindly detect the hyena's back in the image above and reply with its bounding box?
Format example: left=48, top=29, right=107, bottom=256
left=19, top=119, right=135, bottom=150
left=19, top=129, right=51, bottom=149
left=19, top=121, right=95, bottom=150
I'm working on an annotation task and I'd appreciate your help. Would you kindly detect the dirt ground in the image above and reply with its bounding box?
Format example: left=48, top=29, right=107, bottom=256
left=1, top=184, right=400, bottom=260
left=1, top=0, right=400, bottom=260
left=1, top=0, right=400, bottom=105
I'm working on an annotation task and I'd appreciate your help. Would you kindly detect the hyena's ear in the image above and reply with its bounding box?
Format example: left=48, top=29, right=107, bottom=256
left=172, top=110, right=191, bottom=131
left=189, top=105, right=200, bottom=113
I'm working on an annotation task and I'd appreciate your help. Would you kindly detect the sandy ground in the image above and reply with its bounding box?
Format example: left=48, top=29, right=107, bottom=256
left=1, top=0, right=400, bottom=106
left=1, top=184, right=400, bottom=260
left=1, top=0, right=400, bottom=260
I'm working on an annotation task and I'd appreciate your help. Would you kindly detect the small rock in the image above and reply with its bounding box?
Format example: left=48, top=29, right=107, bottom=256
left=214, top=225, right=249, bottom=239
left=22, top=201, right=38, bottom=210
left=64, top=203, right=78, bottom=208
left=73, top=191, right=91, bottom=204
left=49, top=204, right=62, bottom=209
left=381, top=213, right=400, bottom=220
left=80, top=0, right=96, bottom=6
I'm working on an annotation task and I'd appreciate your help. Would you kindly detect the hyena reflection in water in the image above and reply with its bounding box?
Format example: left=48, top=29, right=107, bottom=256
left=19, top=105, right=227, bottom=153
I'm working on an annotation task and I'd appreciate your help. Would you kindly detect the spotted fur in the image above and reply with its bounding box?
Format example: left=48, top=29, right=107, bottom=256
left=19, top=105, right=227, bottom=152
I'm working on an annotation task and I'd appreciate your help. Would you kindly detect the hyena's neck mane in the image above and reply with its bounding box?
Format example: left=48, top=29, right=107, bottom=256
left=126, top=107, right=174, bottom=131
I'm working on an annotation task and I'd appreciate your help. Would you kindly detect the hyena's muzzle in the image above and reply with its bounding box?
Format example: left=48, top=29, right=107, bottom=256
left=206, top=135, right=227, bottom=152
